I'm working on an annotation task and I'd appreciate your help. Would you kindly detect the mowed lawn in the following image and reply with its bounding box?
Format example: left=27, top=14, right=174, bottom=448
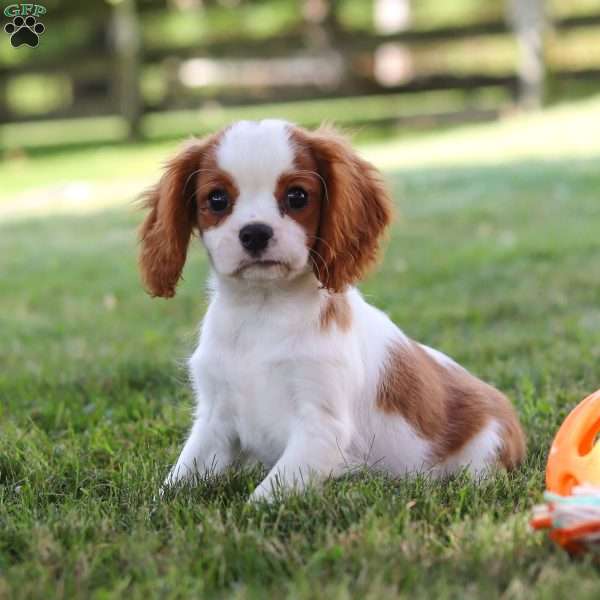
left=1, top=100, right=600, bottom=599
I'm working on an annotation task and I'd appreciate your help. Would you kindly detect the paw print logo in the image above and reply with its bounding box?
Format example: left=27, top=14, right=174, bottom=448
left=4, top=15, right=45, bottom=48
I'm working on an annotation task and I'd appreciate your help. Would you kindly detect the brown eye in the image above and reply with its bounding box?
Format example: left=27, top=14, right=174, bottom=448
left=208, top=189, right=229, bottom=213
left=286, top=187, right=308, bottom=210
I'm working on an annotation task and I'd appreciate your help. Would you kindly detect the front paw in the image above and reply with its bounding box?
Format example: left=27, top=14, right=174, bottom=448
left=157, top=479, right=173, bottom=501
left=162, top=469, right=178, bottom=490
left=159, top=465, right=188, bottom=498
left=248, top=481, right=277, bottom=504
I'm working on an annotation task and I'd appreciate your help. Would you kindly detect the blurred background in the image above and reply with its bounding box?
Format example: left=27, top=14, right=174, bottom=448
left=1, top=0, right=600, bottom=151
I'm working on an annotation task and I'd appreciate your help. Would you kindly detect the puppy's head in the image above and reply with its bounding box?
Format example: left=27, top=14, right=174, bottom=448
left=139, top=120, right=392, bottom=297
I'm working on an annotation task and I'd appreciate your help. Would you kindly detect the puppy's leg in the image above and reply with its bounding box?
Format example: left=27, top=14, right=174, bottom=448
left=163, top=414, right=235, bottom=490
left=249, top=417, right=350, bottom=503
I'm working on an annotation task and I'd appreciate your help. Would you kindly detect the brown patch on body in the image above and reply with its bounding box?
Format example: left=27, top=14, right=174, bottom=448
left=376, top=340, right=526, bottom=469
left=319, top=294, right=352, bottom=332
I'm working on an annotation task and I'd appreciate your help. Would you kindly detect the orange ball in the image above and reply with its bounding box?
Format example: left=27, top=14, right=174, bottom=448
left=546, top=389, right=600, bottom=496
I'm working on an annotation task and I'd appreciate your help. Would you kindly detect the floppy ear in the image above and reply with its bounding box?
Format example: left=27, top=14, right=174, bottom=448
left=139, top=137, right=213, bottom=298
left=298, top=125, right=393, bottom=293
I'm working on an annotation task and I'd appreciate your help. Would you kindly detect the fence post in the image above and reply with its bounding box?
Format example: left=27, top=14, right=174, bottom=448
left=111, top=0, right=142, bottom=140
left=507, top=0, right=546, bottom=110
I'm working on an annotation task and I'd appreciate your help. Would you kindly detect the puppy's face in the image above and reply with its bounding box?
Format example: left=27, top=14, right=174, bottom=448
left=198, top=120, right=322, bottom=282
left=139, top=120, right=392, bottom=297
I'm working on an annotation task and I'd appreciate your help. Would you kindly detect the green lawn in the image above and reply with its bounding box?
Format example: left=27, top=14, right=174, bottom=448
left=2, top=99, right=600, bottom=599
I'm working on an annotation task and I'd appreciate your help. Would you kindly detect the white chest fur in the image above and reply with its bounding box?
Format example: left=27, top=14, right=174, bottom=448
left=188, top=273, right=361, bottom=468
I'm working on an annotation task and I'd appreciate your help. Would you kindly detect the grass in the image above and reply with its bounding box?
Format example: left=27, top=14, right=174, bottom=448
left=2, top=97, right=600, bottom=598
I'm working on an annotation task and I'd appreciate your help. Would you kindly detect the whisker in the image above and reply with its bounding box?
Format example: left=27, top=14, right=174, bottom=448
left=307, top=234, right=335, bottom=255
left=309, top=248, right=330, bottom=285
left=182, top=168, right=227, bottom=197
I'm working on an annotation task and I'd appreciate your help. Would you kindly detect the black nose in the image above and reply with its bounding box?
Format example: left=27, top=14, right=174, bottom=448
left=239, top=223, right=273, bottom=255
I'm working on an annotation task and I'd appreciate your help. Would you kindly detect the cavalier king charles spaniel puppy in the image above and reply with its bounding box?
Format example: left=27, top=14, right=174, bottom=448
left=139, top=119, right=525, bottom=501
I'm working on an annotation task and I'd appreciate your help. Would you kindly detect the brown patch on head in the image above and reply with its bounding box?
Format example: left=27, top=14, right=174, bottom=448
left=289, top=125, right=393, bottom=292
left=376, top=340, right=526, bottom=469
left=275, top=133, right=322, bottom=253
left=139, top=132, right=238, bottom=298
left=195, top=155, right=239, bottom=231
left=319, top=294, right=352, bottom=332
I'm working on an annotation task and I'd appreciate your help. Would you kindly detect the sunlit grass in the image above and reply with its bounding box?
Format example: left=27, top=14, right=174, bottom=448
left=364, top=95, right=600, bottom=169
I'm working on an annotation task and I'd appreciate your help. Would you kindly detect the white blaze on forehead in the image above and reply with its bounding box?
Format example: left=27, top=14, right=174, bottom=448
left=216, top=120, right=295, bottom=192
left=202, top=119, right=310, bottom=277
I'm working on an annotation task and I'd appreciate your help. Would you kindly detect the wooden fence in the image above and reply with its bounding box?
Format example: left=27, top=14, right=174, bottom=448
left=1, top=1, right=600, bottom=144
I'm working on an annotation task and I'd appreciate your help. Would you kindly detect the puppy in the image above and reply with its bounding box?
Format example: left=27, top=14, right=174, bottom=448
left=139, top=120, right=526, bottom=501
